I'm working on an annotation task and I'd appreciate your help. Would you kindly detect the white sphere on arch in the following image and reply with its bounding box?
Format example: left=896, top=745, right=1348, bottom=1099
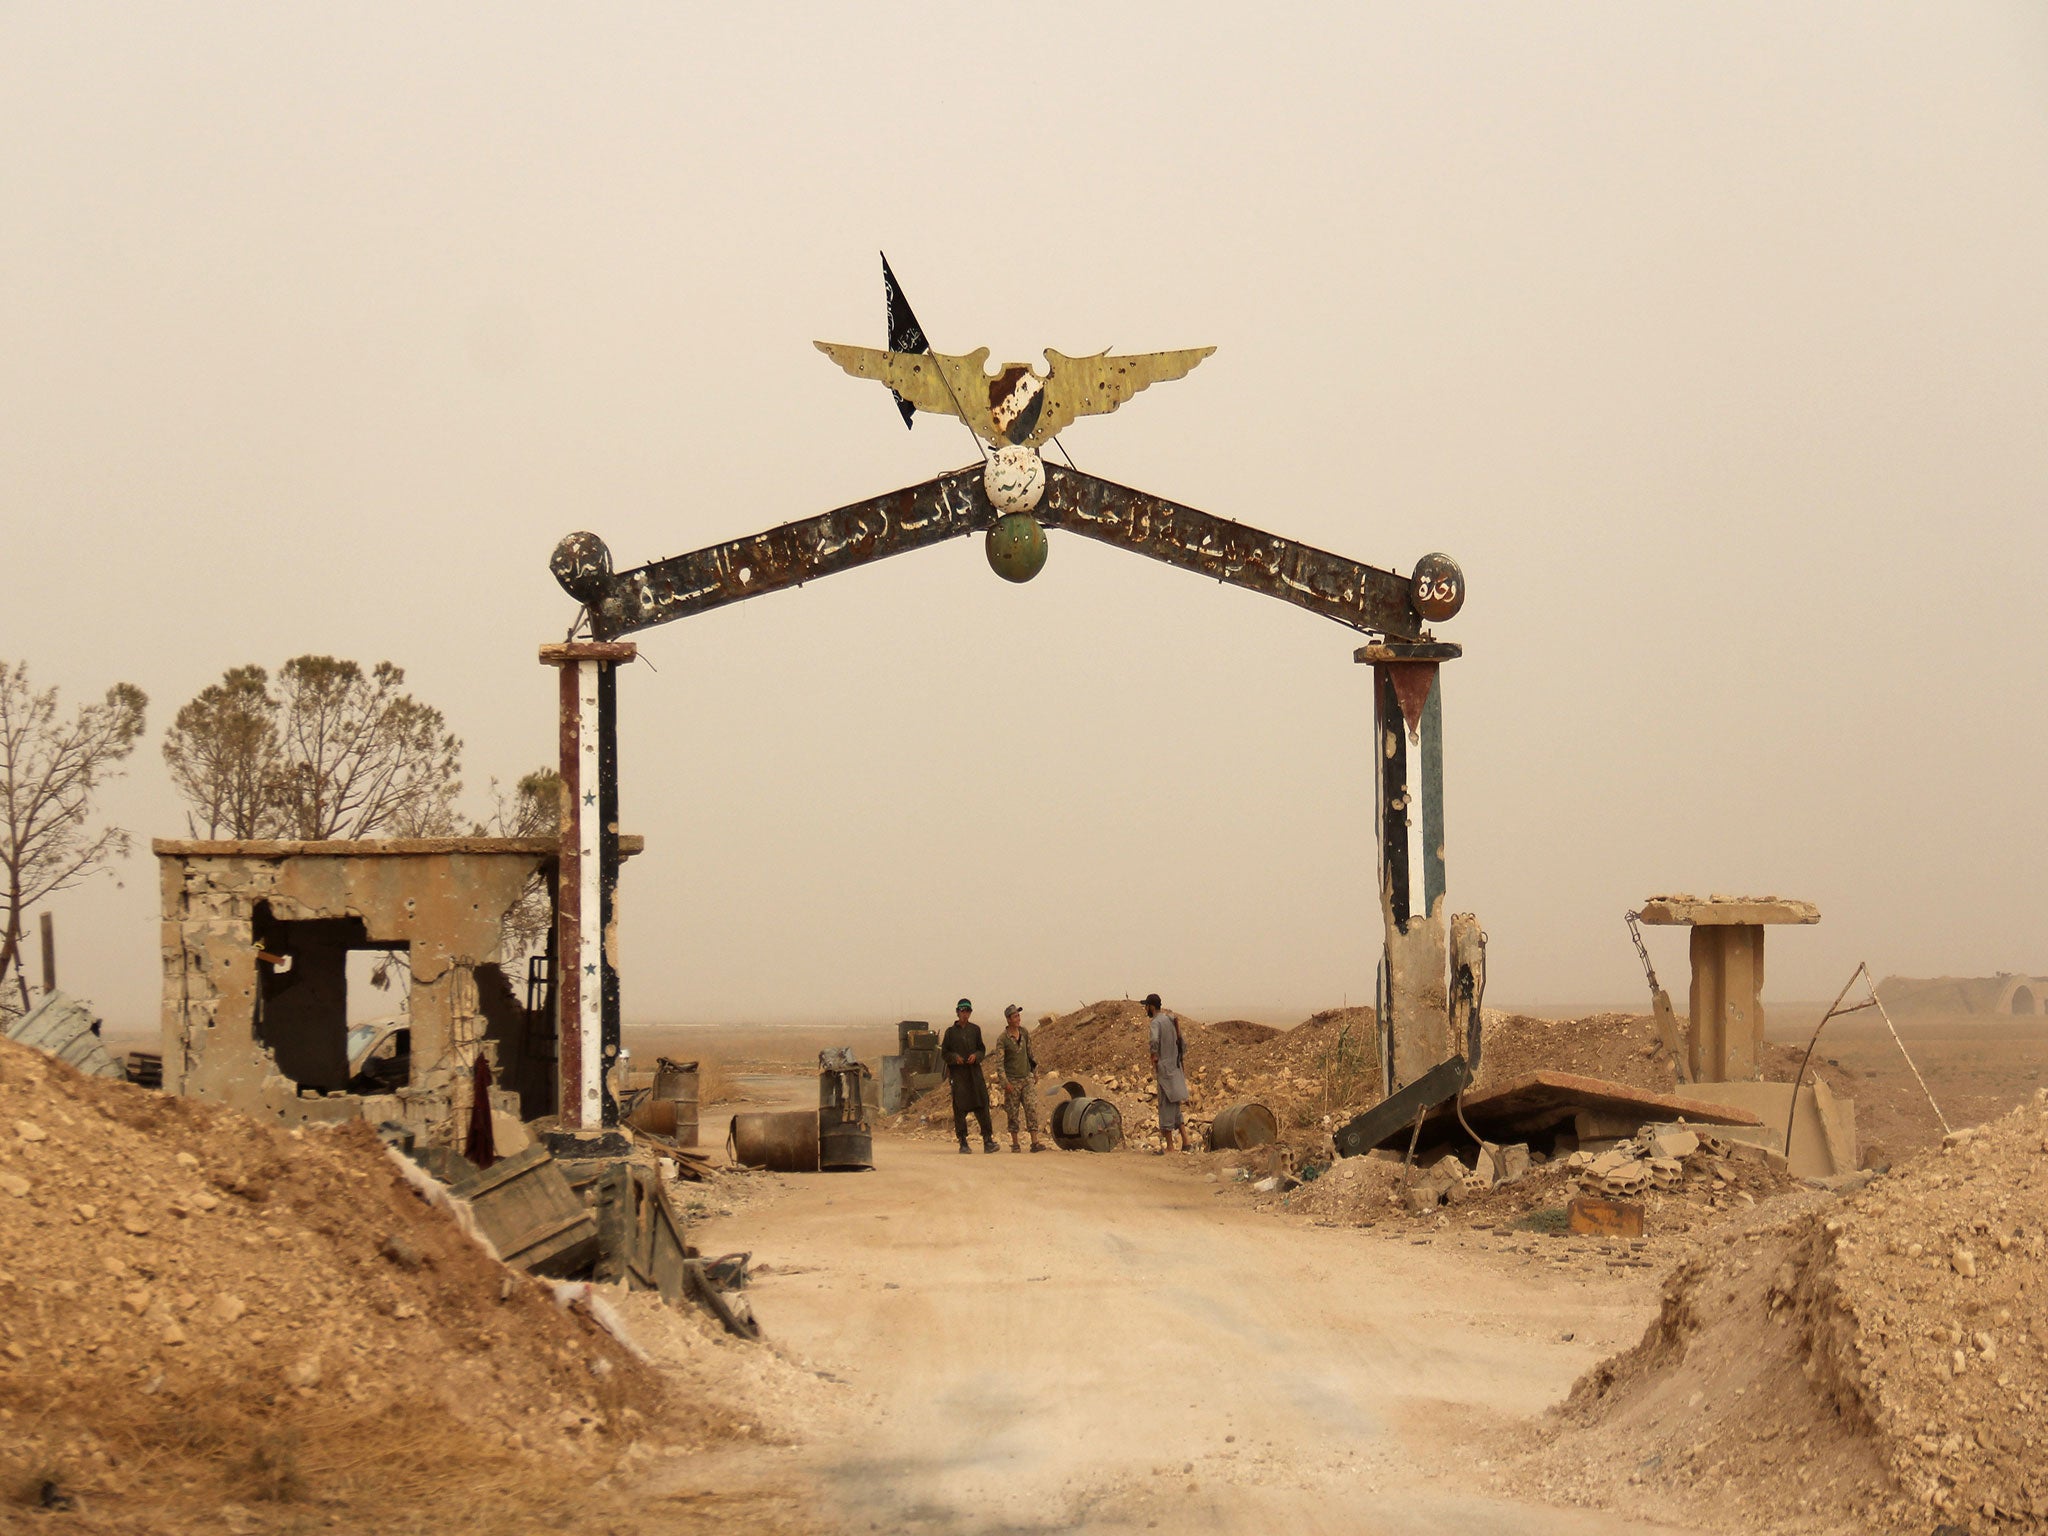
left=983, top=444, right=1045, bottom=513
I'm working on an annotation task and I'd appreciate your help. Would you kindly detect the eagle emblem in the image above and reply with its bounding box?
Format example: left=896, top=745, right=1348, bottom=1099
left=814, top=342, right=1214, bottom=451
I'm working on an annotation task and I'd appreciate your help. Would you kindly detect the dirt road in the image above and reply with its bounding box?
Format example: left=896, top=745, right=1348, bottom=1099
left=665, top=1088, right=1709, bottom=1536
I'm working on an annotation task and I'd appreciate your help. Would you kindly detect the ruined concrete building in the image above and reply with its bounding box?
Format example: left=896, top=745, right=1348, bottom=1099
left=155, top=836, right=640, bottom=1145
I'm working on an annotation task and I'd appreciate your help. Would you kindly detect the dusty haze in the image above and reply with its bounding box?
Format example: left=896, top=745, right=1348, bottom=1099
left=3, top=4, right=2044, bottom=1031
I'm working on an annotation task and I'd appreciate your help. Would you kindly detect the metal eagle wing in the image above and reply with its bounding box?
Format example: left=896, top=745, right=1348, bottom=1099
left=814, top=342, right=996, bottom=437
left=1025, top=346, right=1216, bottom=447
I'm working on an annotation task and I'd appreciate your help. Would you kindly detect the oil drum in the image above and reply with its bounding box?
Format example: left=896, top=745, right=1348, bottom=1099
left=818, top=1060, right=875, bottom=1172
left=649, top=1057, right=700, bottom=1147
left=1207, top=1101, right=1278, bottom=1151
left=1050, top=1095, right=1123, bottom=1153
left=818, top=1114, right=874, bottom=1172
left=728, top=1110, right=820, bottom=1172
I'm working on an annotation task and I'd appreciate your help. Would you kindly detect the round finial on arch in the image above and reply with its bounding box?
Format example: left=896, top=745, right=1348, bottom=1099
left=551, top=532, right=613, bottom=604
left=1410, top=552, right=1464, bottom=623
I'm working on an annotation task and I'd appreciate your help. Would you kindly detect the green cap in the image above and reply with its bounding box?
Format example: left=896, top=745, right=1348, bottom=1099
left=956, top=998, right=972, bottom=1011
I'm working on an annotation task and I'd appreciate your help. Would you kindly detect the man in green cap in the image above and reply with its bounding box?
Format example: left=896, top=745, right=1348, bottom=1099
left=996, top=1004, right=1045, bottom=1153
left=941, top=999, right=997, bottom=1154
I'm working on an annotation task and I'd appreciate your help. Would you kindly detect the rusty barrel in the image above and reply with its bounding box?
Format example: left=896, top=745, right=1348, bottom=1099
left=819, top=1114, right=874, bottom=1172
left=729, top=1110, right=819, bottom=1172
left=650, top=1057, right=701, bottom=1147
left=1207, top=1101, right=1278, bottom=1151
left=818, top=1061, right=875, bottom=1172
left=1050, top=1095, right=1123, bottom=1153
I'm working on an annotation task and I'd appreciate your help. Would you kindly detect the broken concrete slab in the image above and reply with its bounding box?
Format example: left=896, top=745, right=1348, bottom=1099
left=1635, top=895, right=1820, bottom=927
left=1444, top=1071, right=1765, bottom=1147
left=1683, top=1079, right=1857, bottom=1177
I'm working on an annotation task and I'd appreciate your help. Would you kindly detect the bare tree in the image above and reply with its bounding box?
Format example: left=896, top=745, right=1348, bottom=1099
left=0, top=660, right=147, bottom=1005
left=161, top=665, right=279, bottom=837
left=166, top=656, right=462, bottom=841
left=479, top=768, right=563, bottom=840
left=476, top=767, right=562, bottom=961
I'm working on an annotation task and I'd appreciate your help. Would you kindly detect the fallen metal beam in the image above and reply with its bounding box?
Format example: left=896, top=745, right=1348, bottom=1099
left=1332, top=1054, right=1471, bottom=1159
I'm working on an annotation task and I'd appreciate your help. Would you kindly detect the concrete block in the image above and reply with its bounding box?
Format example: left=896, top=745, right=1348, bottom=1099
left=1645, top=1125, right=1700, bottom=1160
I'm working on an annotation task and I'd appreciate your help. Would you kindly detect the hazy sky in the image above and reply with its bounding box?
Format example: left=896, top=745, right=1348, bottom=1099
left=4, top=4, right=2045, bottom=1031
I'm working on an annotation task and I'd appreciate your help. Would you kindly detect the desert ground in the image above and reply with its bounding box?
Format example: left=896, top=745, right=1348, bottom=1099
left=6, top=1003, right=2042, bottom=1535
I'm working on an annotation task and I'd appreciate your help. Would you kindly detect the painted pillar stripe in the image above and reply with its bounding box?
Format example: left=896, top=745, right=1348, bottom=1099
left=576, top=659, right=604, bottom=1128
left=556, top=661, right=583, bottom=1124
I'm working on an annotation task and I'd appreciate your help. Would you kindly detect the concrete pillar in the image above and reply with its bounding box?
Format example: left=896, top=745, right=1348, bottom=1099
left=1690, top=923, right=1764, bottom=1081
left=539, top=641, right=635, bottom=1153
left=1356, top=640, right=1466, bottom=1092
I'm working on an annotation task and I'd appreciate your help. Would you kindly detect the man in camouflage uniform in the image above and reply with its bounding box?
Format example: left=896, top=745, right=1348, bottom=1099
left=996, top=1004, right=1045, bottom=1153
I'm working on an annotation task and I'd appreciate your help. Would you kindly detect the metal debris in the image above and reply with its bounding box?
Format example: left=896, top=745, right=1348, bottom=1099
left=6, top=991, right=124, bottom=1080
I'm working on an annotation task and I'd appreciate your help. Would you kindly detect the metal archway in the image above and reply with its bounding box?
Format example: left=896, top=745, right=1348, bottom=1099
left=538, top=461, right=1478, bottom=1153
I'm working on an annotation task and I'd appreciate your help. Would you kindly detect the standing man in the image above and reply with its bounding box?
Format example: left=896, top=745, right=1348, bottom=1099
left=996, top=1004, right=1045, bottom=1153
left=1144, top=992, right=1192, bottom=1153
left=941, top=999, right=997, bottom=1154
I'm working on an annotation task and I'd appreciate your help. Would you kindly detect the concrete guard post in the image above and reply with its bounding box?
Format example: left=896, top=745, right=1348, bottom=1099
left=1635, top=895, right=1820, bottom=1082
left=540, top=640, right=636, bottom=1158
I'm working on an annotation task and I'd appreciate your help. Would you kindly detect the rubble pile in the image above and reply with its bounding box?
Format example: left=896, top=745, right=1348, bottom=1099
left=1251, top=1122, right=1804, bottom=1235
left=1545, top=1090, right=2048, bottom=1532
left=0, top=1037, right=680, bottom=1524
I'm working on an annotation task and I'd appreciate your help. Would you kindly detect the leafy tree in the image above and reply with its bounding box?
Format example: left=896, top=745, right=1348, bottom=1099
left=161, top=665, right=278, bottom=838
left=0, top=660, right=147, bottom=1006
left=271, top=657, right=461, bottom=839
left=163, top=656, right=462, bottom=841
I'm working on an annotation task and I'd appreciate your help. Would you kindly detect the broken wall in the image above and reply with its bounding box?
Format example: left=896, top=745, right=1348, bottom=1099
left=155, top=838, right=558, bottom=1145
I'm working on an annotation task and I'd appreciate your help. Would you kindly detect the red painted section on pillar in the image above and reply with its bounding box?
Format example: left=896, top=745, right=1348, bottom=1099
left=1384, top=661, right=1439, bottom=746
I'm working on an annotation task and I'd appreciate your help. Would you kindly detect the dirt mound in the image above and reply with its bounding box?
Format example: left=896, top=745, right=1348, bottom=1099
left=1472, top=1012, right=1673, bottom=1095
left=889, top=1001, right=1384, bottom=1152
left=1537, top=1089, right=2048, bottom=1532
left=0, top=1037, right=689, bottom=1529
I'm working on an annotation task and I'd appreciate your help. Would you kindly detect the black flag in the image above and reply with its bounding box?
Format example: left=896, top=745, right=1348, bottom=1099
left=881, top=252, right=928, bottom=429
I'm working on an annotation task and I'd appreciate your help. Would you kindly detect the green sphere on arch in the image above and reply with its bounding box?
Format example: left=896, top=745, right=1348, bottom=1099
left=985, top=514, right=1048, bottom=584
